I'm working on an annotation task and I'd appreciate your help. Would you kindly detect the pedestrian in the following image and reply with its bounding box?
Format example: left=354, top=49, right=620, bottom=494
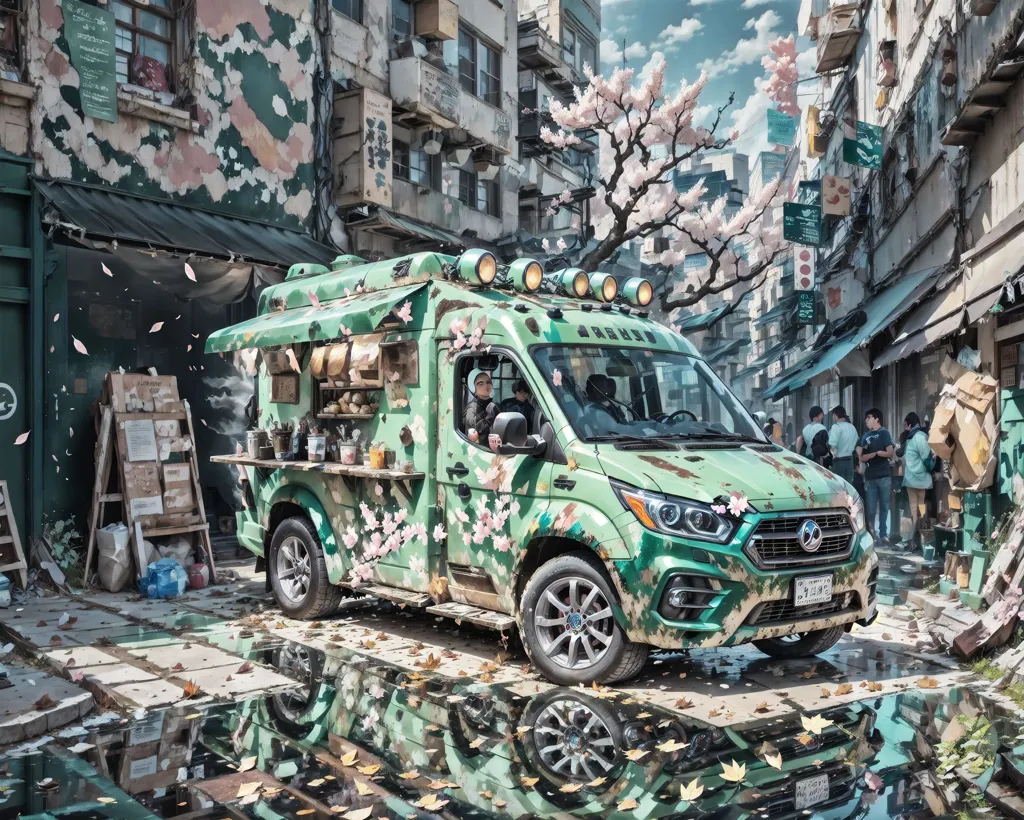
left=900, top=411, right=934, bottom=550
left=857, top=408, right=895, bottom=545
left=795, top=406, right=828, bottom=463
left=828, top=405, right=859, bottom=485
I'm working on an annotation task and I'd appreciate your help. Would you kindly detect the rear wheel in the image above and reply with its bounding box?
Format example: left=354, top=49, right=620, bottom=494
left=753, top=625, right=845, bottom=659
left=268, top=516, right=344, bottom=619
left=520, top=553, right=648, bottom=685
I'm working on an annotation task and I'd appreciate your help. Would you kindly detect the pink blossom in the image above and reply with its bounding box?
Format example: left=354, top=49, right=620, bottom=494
left=454, top=508, right=470, bottom=524
left=462, top=531, right=472, bottom=546
left=727, top=492, right=749, bottom=517
left=393, top=300, right=413, bottom=323
left=343, top=528, right=359, bottom=549
left=472, top=518, right=492, bottom=544
left=493, top=535, right=512, bottom=553
left=359, top=502, right=378, bottom=530
left=433, top=524, right=447, bottom=542
left=552, top=369, right=563, bottom=387
left=412, top=522, right=428, bottom=543
left=711, top=504, right=728, bottom=515
left=864, top=771, right=883, bottom=792
left=353, top=563, right=374, bottom=583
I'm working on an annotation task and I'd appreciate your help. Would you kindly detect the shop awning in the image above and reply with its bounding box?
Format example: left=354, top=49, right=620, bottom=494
left=734, top=334, right=802, bottom=381
left=676, top=304, right=731, bottom=331
left=752, top=293, right=798, bottom=329
left=349, top=207, right=471, bottom=251
left=703, top=336, right=747, bottom=363
left=36, top=178, right=337, bottom=267
left=762, top=264, right=942, bottom=399
left=205, top=282, right=427, bottom=353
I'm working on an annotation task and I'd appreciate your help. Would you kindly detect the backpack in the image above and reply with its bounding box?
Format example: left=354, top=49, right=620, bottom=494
left=913, top=428, right=935, bottom=472
left=811, top=428, right=831, bottom=465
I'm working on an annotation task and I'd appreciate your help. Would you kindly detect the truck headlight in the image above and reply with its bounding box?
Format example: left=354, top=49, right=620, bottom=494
left=612, top=480, right=737, bottom=544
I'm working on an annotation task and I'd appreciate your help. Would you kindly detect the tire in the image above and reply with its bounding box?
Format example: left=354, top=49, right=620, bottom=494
left=520, top=553, right=648, bottom=685
left=268, top=516, right=345, bottom=619
left=753, top=625, right=845, bottom=659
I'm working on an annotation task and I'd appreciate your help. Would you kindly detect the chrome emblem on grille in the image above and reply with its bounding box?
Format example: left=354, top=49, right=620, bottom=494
left=797, top=520, right=824, bottom=552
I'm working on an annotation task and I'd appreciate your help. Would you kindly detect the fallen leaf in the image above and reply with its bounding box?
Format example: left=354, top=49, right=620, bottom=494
left=416, top=653, right=442, bottom=671
left=236, top=661, right=253, bottom=674
left=624, top=749, right=649, bottom=761
left=588, top=777, right=607, bottom=787
left=469, top=738, right=485, bottom=749
left=708, top=708, right=721, bottom=717
left=171, top=663, right=185, bottom=672
left=426, top=779, right=458, bottom=790
left=801, top=713, right=834, bottom=735
left=97, top=797, right=117, bottom=804
left=355, top=781, right=374, bottom=796
left=296, top=810, right=315, bottom=816
left=917, top=676, right=940, bottom=689
left=764, top=752, right=783, bottom=770
left=679, top=778, right=704, bottom=801
left=881, top=632, right=892, bottom=640
left=238, top=756, right=257, bottom=772
left=754, top=701, right=771, bottom=713
left=520, top=777, right=539, bottom=788
left=821, top=687, right=832, bottom=698
left=835, top=683, right=853, bottom=695
left=617, top=798, right=639, bottom=811
left=796, top=733, right=815, bottom=746
left=34, top=694, right=57, bottom=710
left=866, top=680, right=884, bottom=692
left=183, top=679, right=201, bottom=698
left=356, top=764, right=381, bottom=776
left=559, top=783, right=583, bottom=793
left=343, top=809, right=373, bottom=820
left=399, top=770, right=420, bottom=780
left=721, top=759, right=746, bottom=782
left=236, top=782, right=261, bottom=798
left=800, top=664, right=818, bottom=679
left=656, top=738, right=689, bottom=753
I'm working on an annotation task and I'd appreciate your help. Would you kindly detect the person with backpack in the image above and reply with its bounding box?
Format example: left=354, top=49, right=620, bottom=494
left=795, top=406, right=829, bottom=464
left=857, top=409, right=895, bottom=545
left=901, top=411, right=934, bottom=550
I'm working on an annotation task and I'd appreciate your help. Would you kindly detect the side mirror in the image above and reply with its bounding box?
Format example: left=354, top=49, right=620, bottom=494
left=752, top=411, right=767, bottom=427
left=492, top=412, right=546, bottom=457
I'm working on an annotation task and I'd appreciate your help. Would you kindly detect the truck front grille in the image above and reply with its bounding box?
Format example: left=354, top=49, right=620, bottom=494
left=748, top=592, right=857, bottom=626
left=745, top=510, right=854, bottom=569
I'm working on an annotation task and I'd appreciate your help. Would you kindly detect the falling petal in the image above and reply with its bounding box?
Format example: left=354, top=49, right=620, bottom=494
left=72, top=336, right=89, bottom=355
left=149, top=322, right=164, bottom=333
left=187, top=344, right=192, bottom=352
left=551, top=369, right=562, bottom=387
left=102, top=263, right=113, bottom=277
left=14, top=431, right=30, bottom=445
left=309, top=289, right=321, bottom=309
left=185, top=263, right=197, bottom=282
left=191, top=333, right=200, bottom=339
left=69, top=428, right=73, bottom=437
left=53, top=313, right=59, bottom=323
left=285, top=348, right=301, bottom=373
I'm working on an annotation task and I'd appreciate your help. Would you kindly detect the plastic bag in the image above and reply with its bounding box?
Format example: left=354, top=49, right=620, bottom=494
left=157, top=536, right=193, bottom=569
left=96, top=523, right=131, bottom=592
left=139, top=557, right=188, bottom=599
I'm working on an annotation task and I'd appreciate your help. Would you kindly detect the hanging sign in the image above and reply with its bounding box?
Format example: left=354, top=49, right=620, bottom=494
left=760, top=151, right=786, bottom=185
left=797, top=180, right=822, bottom=206
left=822, top=175, right=852, bottom=215
left=783, top=202, right=822, bottom=246
left=767, top=109, right=798, bottom=147
left=797, top=291, right=816, bottom=325
left=843, top=121, right=883, bottom=169
left=795, top=247, right=815, bottom=291
left=63, top=0, right=118, bottom=123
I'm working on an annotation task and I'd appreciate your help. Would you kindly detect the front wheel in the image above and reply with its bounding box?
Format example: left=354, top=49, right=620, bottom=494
left=520, top=553, right=648, bottom=685
left=753, top=625, right=845, bottom=659
left=268, top=516, right=344, bottom=619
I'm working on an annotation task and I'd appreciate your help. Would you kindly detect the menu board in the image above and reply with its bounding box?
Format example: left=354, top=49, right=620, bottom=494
left=64, top=0, right=118, bottom=123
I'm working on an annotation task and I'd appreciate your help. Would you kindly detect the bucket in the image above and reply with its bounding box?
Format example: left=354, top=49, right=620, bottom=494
left=338, top=442, right=358, bottom=465
left=273, top=431, right=293, bottom=460
left=308, top=434, right=327, bottom=462
left=246, top=430, right=263, bottom=459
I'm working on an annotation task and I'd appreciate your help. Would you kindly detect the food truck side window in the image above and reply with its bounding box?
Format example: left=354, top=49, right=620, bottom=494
left=456, top=354, right=538, bottom=445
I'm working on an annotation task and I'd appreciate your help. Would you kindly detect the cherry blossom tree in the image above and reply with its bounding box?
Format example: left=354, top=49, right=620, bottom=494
left=762, top=35, right=801, bottom=117
left=540, top=57, right=787, bottom=313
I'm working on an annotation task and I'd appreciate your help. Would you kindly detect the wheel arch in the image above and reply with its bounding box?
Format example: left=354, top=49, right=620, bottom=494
left=264, top=485, right=345, bottom=584
left=513, top=536, right=623, bottom=614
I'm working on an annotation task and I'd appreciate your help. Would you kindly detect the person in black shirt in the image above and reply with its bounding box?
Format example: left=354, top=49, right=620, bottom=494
left=857, top=408, right=895, bottom=545
left=499, top=379, right=536, bottom=431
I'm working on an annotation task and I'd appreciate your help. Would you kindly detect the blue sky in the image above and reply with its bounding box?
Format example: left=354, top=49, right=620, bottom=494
left=598, top=0, right=814, bottom=158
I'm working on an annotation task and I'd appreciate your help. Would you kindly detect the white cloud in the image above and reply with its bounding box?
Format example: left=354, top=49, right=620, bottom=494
left=741, top=0, right=775, bottom=6
left=690, top=0, right=724, bottom=5
left=692, top=103, right=714, bottom=124
left=697, top=10, right=781, bottom=77
left=729, top=78, right=772, bottom=155
left=600, top=38, right=624, bottom=65
left=624, top=41, right=649, bottom=60
left=658, top=17, right=704, bottom=46
left=639, top=50, right=666, bottom=82
left=796, top=46, right=816, bottom=77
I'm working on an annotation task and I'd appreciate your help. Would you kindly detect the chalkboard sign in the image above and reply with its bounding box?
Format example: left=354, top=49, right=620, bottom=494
left=797, top=290, right=816, bottom=325
left=783, top=202, right=822, bottom=246
left=64, top=0, right=118, bottom=123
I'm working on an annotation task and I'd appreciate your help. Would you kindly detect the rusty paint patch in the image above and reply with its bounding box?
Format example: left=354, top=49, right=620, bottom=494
left=434, top=298, right=481, bottom=327
left=639, top=455, right=699, bottom=480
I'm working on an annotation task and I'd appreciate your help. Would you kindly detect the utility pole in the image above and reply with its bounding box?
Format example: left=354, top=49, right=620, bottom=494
left=622, top=37, right=627, bottom=69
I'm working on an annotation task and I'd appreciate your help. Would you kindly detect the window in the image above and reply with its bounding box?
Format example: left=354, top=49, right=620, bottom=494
left=455, top=170, right=500, bottom=217
left=394, top=139, right=437, bottom=188
left=578, top=37, right=596, bottom=73
left=0, top=0, right=21, bottom=81
left=458, top=27, right=502, bottom=106
left=562, top=22, right=596, bottom=74
left=112, top=0, right=175, bottom=92
left=562, top=28, right=576, bottom=63
left=392, top=0, right=413, bottom=37
left=457, top=354, right=538, bottom=444
left=333, top=0, right=363, bottom=24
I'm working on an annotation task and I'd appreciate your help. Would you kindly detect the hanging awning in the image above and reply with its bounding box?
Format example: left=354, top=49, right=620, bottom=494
left=703, top=336, right=747, bottom=363
left=734, top=334, right=802, bottom=381
left=205, top=282, right=427, bottom=353
left=348, top=207, right=471, bottom=251
left=763, top=264, right=942, bottom=399
left=752, top=293, right=798, bottom=329
left=676, top=304, right=731, bottom=331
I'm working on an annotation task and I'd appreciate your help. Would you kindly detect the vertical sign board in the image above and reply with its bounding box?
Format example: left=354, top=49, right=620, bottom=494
left=822, top=175, right=852, bottom=215
left=783, top=202, right=822, bottom=246
left=334, top=89, right=392, bottom=209
left=767, top=109, right=798, bottom=147
left=362, top=89, right=393, bottom=207
left=795, top=247, right=815, bottom=291
left=797, top=291, right=816, bottom=325
left=760, top=152, right=786, bottom=186
left=64, top=0, right=118, bottom=123
left=843, top=121, right=883, bottom=169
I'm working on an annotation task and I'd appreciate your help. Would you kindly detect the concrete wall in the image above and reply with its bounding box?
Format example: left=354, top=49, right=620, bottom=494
left=24, top=0, right=319, bottom=229
left=329, top=1, right=391, bottom=95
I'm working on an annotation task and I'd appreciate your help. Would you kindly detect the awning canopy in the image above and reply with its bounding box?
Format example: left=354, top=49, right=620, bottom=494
left=676, top=304, right=731, bottom=331
left=734, top=334, right=801, bottom=381
left=703, top=336, right=747, bottom=363
left=763, top=264, right=942, bottom=399
left=37, top=178, right=337, bottom=267
left=348, top=207, right=471, bottom=252
left=752, top=293, right=798, bottom=329
left=205, top=282, right=427, bottom=353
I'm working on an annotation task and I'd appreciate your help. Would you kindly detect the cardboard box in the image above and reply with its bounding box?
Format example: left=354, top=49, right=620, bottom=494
left=107, top=374, right=179, bottom=413
left=163, top=463, right=194, bottom=511
left=953, top=371, right=997, bottom=415
left=929, top=394, right=957, bottom=459
left=118, top=739, right=190, bottom=794
left=123, top=462, right=164, bottom=519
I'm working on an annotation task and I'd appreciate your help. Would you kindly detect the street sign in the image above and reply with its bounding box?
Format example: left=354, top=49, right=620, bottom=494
left=822, top=175, right=852, bottom=215
left=783, top=202, right=822, bottom=246
left=797, top=291, right=816, bottom=325
left=798, top=180, right=822, bottom=206
left=767, top=109, right=798, bottom=147
left=760, top=151, right=786, bottom=185
left=64, top=0, right=118, bottom=123
left=843, top=121, right=882, bottom=169
left=795, top=247, right=814, bottom=291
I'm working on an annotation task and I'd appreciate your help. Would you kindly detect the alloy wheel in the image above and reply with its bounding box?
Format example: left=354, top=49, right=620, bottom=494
left=276, top=536, right=311, bottom=604
left=533, top=697, right=619, bottom=781
left=534, top=576, right=615, bottom=670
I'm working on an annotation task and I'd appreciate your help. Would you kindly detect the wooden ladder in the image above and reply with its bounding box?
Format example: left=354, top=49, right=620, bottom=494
left=83, top=405, right=122, bottom=584
left=0, top=479, right=27, bottom=589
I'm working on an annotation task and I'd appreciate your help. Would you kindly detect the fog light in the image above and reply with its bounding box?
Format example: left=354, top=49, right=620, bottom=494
left=658, top=574, right=716, bottom=621
left=459, top=249, right=498, bottom=286
left=667, top=588, right=691, bottom=608
left=590, top=272, right=618, bottom=302
left=622, top=277, right=653, bottom=306
left=508, top=258, right=543, bottom=292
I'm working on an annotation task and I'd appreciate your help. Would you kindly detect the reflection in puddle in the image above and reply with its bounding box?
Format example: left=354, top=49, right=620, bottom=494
left=3, top=642, right=1023, bottom=820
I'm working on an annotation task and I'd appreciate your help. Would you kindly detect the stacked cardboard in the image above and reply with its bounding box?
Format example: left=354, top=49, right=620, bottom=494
left=928, top=357, right=999, bottom=491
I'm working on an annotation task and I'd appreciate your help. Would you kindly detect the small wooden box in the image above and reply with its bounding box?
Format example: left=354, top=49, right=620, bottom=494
left=415, top=0, right=458, bottom=40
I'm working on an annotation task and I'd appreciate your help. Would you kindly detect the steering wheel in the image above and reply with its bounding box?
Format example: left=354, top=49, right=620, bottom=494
left=666, top=409, right=698, bottom=422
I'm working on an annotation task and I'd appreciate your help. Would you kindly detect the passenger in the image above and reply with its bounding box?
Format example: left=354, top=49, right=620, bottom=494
left=500, top=378, right=536, bottom=426
left=464, top=369, right=498, bottom=443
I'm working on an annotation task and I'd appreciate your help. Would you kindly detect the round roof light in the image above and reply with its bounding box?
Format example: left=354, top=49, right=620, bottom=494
left=459, top=249, right=498, bottom=286
left=590, top=272, right=618, bottom=303
left=623, top=277, right=654, bottom=307
left=508, top=258, right=544, bottom=293
left=560, top=268, right=590, bottom=298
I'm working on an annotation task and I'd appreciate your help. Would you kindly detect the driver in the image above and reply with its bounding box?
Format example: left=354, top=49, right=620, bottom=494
left=464, top=369, right=499, bottom=443
left=500, top=378, right=536, bottom=430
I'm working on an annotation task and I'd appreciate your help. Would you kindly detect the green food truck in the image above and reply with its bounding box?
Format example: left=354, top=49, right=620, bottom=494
left=206, top=249, right=878, bottom=685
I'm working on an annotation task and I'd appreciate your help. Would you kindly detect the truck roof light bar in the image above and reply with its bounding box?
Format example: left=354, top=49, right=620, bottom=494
left=621, top=277, right=654, bottom=307
left=457, top=249, right=498, bottom=286
left=590, top=272, right=618, bottom=303
left=506, top=258, right=544, bottom=293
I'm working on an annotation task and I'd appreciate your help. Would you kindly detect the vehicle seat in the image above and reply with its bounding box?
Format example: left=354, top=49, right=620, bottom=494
left=585, top=375, right=626, bottom=423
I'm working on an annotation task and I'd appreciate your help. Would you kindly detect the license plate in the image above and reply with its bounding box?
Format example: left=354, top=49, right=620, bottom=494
left=794, top=773, right=830, bottom=810
left=794, top=574, right=833, bottom=607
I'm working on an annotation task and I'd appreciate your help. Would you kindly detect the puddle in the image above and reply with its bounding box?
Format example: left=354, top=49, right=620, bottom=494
left=3, top=642, right=1023, bottom=820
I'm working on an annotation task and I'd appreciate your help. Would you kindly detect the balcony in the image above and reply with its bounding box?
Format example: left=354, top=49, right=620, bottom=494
left=815, top=4, right=862, bottom=73
left=390, top=57, right=461, bottom=129
left=518, top=20, right=561, bottom=70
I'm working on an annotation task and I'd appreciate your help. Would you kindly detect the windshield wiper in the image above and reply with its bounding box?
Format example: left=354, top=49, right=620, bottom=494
left=683, top=429, right=768, bottom=444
